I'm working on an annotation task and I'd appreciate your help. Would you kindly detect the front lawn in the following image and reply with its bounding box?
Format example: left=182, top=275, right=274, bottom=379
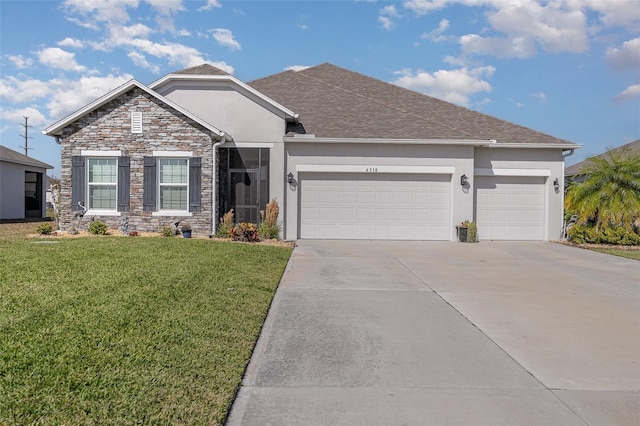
left=589, top=248, right=640, bottom=260
left=0, top=236, right=292, bottom=424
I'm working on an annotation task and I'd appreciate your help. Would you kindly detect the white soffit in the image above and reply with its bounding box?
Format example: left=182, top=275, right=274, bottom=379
left=474, top=168, right=551, bottom=177
left=296, top=164, right=455, bottom=174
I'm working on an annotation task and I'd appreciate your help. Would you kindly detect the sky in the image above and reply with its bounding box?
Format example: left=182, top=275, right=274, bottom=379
left=1, top=0, right=639, bottom=178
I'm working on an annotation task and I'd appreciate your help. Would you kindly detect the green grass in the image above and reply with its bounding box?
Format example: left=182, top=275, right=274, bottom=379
left=0, top=237, right=292, bottom=425
left=589, top=248, right=640, bottom=260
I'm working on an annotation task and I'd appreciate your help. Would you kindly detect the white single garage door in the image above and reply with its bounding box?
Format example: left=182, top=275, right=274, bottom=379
left=299, top=172, right=451, bottom=240
left=475, top=176, right=546, bottom=240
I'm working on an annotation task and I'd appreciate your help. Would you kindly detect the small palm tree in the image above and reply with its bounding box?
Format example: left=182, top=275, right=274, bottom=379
left=565, top=149, right=640, bottom=231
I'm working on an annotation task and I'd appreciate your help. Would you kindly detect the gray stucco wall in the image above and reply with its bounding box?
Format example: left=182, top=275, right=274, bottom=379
left=58, top=88, right=216, bottom=235
left=0, top=161, right=49, bottom=219
left=283, top=141, right=476, bottom=241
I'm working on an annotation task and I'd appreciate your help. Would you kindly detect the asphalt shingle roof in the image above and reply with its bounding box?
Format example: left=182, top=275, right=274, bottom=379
left=565, top=139, right=640, bottom=176
left=174, top=64, right=230, bottom=76
left=0, top=145, right=53, bottom=169
left=249, top=63, right=579, bottom=146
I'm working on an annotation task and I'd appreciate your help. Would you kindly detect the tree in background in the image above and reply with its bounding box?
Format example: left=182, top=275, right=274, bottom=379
left=565, top=149, right=640, bottom=244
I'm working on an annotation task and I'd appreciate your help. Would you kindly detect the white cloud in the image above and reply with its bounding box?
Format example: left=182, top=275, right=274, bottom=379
left=516, top=102, right=525, bottom=108
left=613, top=84, right=640, bottom=103
left=0, top=77, right=52, bottom=103
left=297, top=24, right=309, bottom=31
left=146, top=0, right=183, bottom=16
left=460, top=34, right=536, bottom=58
left=209, top=61, right=234, bottom=74
left=0, top=107, right=48, bottom=129
left=530, top=92, right=546, bottom=103
left=198, top=0, right=221, bottom=11
left=378, top=5, right=400, bottom=31
left=421, top=18, right=450, bottom=42
left=128, top=51, right=160, bottom=73
left=211, top=28, right=241, bottom=50
left=392, top=65, right=495, bottom=106
left=63, top=0, right=139, bottom=25
left=285, top=65, right=311, bottom=72
left=46, top=74, right=134, bottom=119
left=58, top=37, right=84, bottom=48
left=38, top=47, right=86, bottom=72
left=605, top=37, right=640, bottom=71
left=586, top=0, right=640, bottom=30
left=6, top=54, right=34, bottom=69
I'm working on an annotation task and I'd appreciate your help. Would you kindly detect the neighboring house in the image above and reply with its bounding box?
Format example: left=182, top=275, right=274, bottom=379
left=565, top=139, right=640, bottom=184
left=43, top=63, right=580, bottom=241
left=0, top=145, right=53, bottom=220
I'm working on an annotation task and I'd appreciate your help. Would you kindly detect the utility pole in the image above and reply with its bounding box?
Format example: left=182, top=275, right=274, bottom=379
left=19, top=116, right=33, bottom=156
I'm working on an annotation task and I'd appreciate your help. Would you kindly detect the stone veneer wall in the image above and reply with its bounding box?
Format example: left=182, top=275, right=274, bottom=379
left=59, top=87, right=216, bottom=236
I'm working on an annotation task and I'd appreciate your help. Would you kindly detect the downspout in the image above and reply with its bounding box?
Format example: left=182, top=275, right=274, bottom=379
left=210, top=132, right=229, bottom=237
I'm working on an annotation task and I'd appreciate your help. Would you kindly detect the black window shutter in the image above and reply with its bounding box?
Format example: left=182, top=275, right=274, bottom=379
left=71, top=156, right=85, bottom=211
left=143, top=156, right=157, bottom=212
left=117, top=156, right=130, bottom=212
left=189, top=157, right=202, bottom=213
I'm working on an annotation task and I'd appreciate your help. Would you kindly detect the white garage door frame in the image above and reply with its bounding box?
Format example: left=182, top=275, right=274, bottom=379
left=474, top=168, right=550, bottom=241
left=296, top=164, right=456, bottom=240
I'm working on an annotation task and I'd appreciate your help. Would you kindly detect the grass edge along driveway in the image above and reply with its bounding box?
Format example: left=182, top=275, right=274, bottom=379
left=0, top=236, right=292, bottom=425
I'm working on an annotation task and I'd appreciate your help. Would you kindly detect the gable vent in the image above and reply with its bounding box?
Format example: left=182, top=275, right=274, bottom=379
left=131, top=112, right=143, bottom=134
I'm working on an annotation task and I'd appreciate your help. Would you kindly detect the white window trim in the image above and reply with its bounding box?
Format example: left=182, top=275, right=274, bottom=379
left=152, top=211, right=193, bottom=217
left=157, top=157, right=190, bottom=213
left=153, top=150, right=193, bottom=157
left=81, top=150, right=122, bottom=156
left=295, top=164, right=455, bottom=174
left=474, top=168, right=551, bottom=177
left=87, top=157, right=118, bottom=212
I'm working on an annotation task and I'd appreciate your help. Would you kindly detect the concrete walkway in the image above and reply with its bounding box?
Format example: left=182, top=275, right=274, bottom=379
left=227, top=241, right=640, bottom=425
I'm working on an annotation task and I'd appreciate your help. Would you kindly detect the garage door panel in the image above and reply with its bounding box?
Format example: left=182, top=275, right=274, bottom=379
left=300, top=173, right=451, bottom=240
left=475, top=176, right=545, bottom=240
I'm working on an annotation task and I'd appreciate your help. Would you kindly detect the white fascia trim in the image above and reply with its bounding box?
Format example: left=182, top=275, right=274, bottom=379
left=484, top=143, right=581, bottom=149
left=42, top=80, right=230, bottom=140
left=285, top=137, right=495, bottom=146
left=297, top=164, right=455, bottom=174
left=152, top=150, right=193, bottom=157
left=226, top=142, right=274, bottom=148
left=152, top=211, right=193, bottom=217
left=149, top=74, right=299, bottom=121
left=81, top=150, right=122, bottom=157
left=86, top=209, right=121, bottom=216
left=474, top=168, right=551, bottom=177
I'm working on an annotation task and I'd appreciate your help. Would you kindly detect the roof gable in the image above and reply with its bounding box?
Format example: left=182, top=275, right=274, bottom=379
left=43, top=79, right=231, bottom=140
left=249, top=63, right=579, bottom=147
left=565, top=139, right=640, bottom=176
left=174, top=63, right=230, bottom=75
left=0, top=145, right=53, bottom=169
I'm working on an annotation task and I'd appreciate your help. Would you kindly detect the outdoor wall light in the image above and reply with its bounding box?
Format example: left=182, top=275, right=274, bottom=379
left=460, top=174, right=469, bottom=186
left=553, top=178, right=560, bottom=193
left=287, top=172, right=294, bottom=184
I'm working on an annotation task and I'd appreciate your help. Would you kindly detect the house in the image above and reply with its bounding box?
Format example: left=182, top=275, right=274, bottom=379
left=43, top=63, right=580, bottom=240
left=565, top=139, right=640, bottom=184
left=0, top=145, right=53, bottom=220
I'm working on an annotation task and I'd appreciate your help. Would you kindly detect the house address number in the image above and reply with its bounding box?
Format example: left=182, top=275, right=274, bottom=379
left=365, top=167, right=378, bottom=173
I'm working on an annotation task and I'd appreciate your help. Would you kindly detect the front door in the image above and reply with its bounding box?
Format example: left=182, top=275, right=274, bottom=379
left=230, top=170, right=259, bottom=223
left=25, top=172, right=43, bottom=218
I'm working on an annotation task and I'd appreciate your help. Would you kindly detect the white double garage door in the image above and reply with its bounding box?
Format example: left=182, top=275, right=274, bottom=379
left=299, top=172, right=545, bottom=240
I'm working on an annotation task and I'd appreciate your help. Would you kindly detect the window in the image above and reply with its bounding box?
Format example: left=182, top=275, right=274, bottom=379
left=159, top=158, right=188, bottom=211
left=88, top=158, right=117, bottom=210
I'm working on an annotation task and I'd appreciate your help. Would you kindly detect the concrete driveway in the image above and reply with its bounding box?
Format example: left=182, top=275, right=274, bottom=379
left=227, top=241, right=640, bottom=425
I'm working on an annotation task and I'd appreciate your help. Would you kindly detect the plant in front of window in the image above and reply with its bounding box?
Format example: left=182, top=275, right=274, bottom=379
left=215, top=209, right=235, bottom=238
left=88, top=220, right=108, bottom=235
left=258, top=199, right=281, bottom=240
left=160, top=225, right=173, bottom=237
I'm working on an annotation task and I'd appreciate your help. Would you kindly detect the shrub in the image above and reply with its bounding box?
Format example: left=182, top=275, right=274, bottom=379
left=215, top=209, right=235, bottom=238
left=231, top=222, right=260, bottom=242
left=258, top=199, right=281, bottom=240
left=36, top=223, right=53, bottom=235
left=465, top=220, right=478, bottom=242
left=567, top=224, right=640, bottom=245
left=88, top=220, right=108, bottom=235
left=160, top=226, right=173, bottom=237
